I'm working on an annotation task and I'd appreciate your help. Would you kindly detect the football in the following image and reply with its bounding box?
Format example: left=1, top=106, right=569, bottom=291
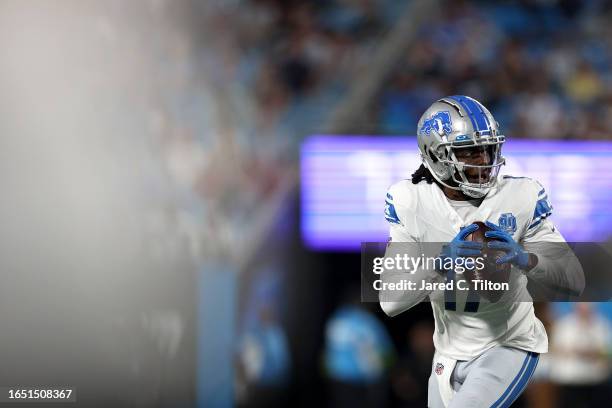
left=464, top=221, right=511, bottom=302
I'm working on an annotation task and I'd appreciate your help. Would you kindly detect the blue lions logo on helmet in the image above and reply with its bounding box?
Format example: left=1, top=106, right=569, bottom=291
left=420, top=111, right=452, bottom=136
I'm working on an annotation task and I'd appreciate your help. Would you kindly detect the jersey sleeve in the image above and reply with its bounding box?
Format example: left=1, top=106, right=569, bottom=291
left=523, top=182, right=557, bottom=240
left=380, top=182, right=442, bottom=316
left=384, top=182, right=417, bottom=242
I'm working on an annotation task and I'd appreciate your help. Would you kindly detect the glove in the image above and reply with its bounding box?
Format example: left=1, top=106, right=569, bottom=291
left=484, top=221, right=530, bottom=269
left=439, top=224, right=483, bottom=271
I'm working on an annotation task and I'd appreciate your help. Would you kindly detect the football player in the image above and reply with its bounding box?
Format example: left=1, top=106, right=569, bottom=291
left=379, top=95, right=584, bottom=407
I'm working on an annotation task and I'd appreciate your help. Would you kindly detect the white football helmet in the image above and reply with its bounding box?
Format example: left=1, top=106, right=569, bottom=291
left=416, top=95, right=505, bottom=198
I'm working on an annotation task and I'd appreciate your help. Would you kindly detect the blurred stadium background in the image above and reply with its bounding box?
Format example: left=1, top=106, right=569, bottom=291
left=0, top=0, right=611, bottom=407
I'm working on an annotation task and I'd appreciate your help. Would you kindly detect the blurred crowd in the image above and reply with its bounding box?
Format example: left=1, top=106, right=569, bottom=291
left=58, top=0, right=612, bottom=266
left=376, top=0, right=612, bottom=139
left=93, top=0, right=612, bottom=264
left=99, top=0, right=409, bottom=263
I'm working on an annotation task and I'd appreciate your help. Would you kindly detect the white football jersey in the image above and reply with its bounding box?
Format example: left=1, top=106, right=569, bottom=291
left=380, top=176, right=569, bottom=360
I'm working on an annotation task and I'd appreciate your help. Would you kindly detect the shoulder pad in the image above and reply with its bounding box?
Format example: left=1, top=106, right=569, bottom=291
left=500, top=175, right=541, bottom=194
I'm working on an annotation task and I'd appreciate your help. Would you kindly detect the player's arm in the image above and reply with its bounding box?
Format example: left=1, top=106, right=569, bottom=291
left=522, top=223, right=584, bottom=298
left=379, top=189, right=448, bottom=316
left=380, top=231, right=436, bottom=317
left=486, top=185, right=585, bottom=298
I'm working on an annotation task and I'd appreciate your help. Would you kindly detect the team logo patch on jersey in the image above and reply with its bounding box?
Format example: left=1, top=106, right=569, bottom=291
left=435, top=362, right=444, bottom=375
left=420, top=111, right=452, bottom=136
left=498, top=213, right=517, bottom=233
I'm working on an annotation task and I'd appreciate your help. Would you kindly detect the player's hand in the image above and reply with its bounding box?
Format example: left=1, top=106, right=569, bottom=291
left=439, top=224, right=483, bottom=266
left=484, top=221, right=530, bottom=269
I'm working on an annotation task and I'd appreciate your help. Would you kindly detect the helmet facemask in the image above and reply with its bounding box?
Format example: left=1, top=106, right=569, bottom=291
left=426, top=136, right=506, bottom=198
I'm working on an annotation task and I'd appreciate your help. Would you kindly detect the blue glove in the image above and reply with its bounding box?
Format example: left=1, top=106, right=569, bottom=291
left=439, top=224, right=483, bottom=267
left=484, top=221, right=530, bottom=268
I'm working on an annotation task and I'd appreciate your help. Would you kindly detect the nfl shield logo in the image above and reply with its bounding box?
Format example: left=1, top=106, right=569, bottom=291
left=435, top=363, right=444, bottom=375
left=498, top=213, right=517, bottom=233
